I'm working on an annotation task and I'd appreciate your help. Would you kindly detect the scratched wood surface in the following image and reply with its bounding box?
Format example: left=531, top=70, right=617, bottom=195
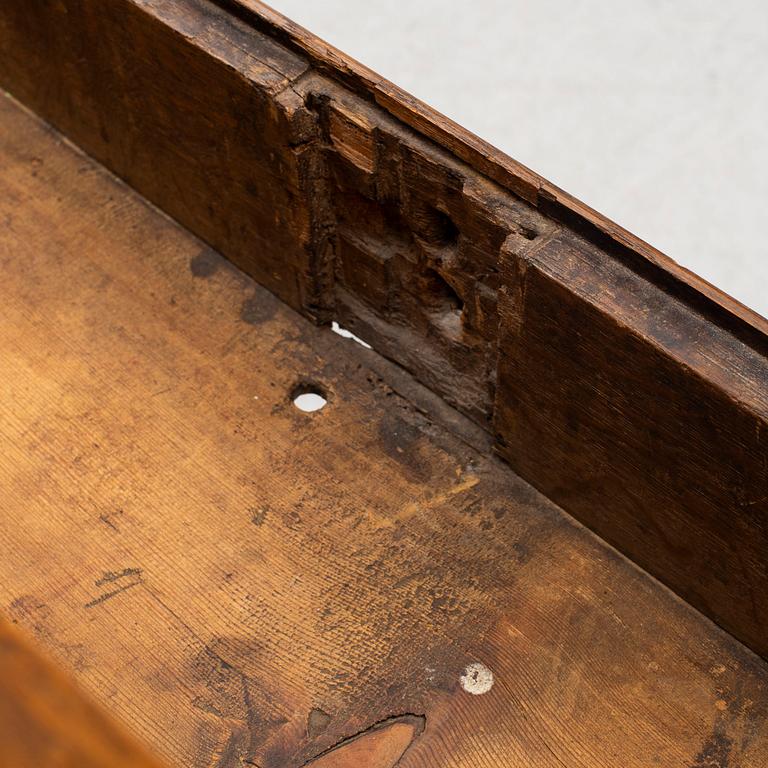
left=1, top=95, right=768, bottom=768
left=3, top=0, right=766, bottom=661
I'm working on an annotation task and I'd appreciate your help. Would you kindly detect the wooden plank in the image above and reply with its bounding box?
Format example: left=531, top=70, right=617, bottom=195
left=1, top=90, right=768, bottom=768
left=0, top=0, right=552, bottom=426
left=495, top=228, right=768, bottom=657
left=0, top=0, right=318, bottom=312
left=1, top=0, right=766, bottom=663
left=224, top=0, right=768, bottom=341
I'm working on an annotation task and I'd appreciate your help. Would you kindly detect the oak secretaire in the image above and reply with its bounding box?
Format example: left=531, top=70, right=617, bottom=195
left=0, top=2, right=766, bottom=766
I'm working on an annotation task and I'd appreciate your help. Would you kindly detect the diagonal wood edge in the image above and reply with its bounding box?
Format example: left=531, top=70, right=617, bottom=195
left=220, top=0, right=768, bottom=347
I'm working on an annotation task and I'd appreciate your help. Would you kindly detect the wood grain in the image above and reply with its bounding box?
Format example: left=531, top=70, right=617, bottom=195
left=1, top=91, right=768, bottom=768
left=223, top=0, right=768, bottom=342
left=2, top=0, right=758, bottom=664
left=494, top=229, right=768, bottom=656
left=0, top=0, right=552, bottom=426
left=0, top=0, right=318, bottom=312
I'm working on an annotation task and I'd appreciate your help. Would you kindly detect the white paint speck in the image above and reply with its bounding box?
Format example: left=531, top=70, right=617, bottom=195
left=460, top=662, right=494, bottom=695
left=331, top=320, right=372, bottom=349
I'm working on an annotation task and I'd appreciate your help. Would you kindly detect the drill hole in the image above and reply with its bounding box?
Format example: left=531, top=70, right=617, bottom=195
left=291, top=383, right=328, bottom=413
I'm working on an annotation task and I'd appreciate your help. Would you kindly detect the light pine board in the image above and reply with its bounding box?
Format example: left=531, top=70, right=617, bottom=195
left=1, top=94, right=766, bottom=768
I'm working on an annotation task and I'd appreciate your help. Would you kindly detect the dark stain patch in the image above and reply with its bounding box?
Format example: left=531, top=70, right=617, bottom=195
left=691, top=714, right=733, bottom=768
left=212, top=724, right=250, bottom=768
left=85, top=568, right=143, bottom=608
left=241, top=295, right=276, bottom=326
left=190, top=247, right=220, bottom=278
left=512, top=539, right=532, bottom=564
left=187, top=637, right=296, bottom=768
left=307, top=708, right=332, bottom=738
left=377, top=410, right=432, bottom=483
left=431, top=592, right=460, bottom=614
left=189, top=645, right=249, bottom=722
left=8, top=594, right=50, bottom=623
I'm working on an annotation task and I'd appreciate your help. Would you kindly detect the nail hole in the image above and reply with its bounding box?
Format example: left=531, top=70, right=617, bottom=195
left=291, top=383, right=328, bottom=413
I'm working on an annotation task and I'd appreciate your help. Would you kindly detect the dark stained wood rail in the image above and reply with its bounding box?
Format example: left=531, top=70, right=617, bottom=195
left=0, top=2, right=767, bottom=766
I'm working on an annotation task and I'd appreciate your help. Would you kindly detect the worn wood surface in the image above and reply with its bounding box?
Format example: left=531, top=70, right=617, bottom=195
left=0, top=0, right=318, bottom=312
left=0, top=617, right=166, bottom=768
left=494, top=230, right=768, bottom=659
left=223, top=0, right=768, bottom=341
left=0, top=0, right=552, bottom=425
left=2, top=0, right=765, bottom=660
left=2, top=92, right=768, bottom=768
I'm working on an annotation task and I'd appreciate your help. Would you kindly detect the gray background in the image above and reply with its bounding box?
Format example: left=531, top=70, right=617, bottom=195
left=271, top=0, right=768, bottom=318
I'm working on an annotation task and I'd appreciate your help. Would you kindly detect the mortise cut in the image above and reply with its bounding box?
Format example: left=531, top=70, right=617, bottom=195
left=423, top=269, right=464, bottom=339
left=291, top=382, right=328, bottom=413
left=423, top=269, right=463, bottom=316
left=411, top=202, right=460, bottom=248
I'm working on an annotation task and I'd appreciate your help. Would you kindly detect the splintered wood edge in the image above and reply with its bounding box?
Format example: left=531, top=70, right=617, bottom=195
left=0, top=0, right=766, bottom=662
left=223, top=0, right=768, bottom=341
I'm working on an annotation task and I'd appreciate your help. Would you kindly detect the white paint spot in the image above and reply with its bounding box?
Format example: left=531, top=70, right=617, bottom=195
left=293, top=392, right=327, bottom=412
left=331, top=320, right=372, bottom=349
left=460, top=662, right=494, bottom=695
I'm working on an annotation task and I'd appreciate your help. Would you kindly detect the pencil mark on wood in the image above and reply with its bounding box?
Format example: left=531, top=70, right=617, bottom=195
left=95, top=568, right=142, bottom=586
left=98, top=509, right=121, bottom=531
left=85, top=568, right=143, bottom=608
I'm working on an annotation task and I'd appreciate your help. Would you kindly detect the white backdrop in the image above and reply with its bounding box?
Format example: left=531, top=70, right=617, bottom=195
left=271, top=0, right=768, bottom=317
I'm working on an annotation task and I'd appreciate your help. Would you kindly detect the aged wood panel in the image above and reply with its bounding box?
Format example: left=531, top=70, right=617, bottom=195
left=2, top=91, right=768, bottom=768
left=0, top=0, right=548, bottom=426
left=0, top=0, right=319, bottom=311
left=494, top=229, right=768, bottom=657
left=1, top=0, right=767, bottom=664
left=303, top=78, right=552, bottom=424
left=223, top=0, right=768, bottom=342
